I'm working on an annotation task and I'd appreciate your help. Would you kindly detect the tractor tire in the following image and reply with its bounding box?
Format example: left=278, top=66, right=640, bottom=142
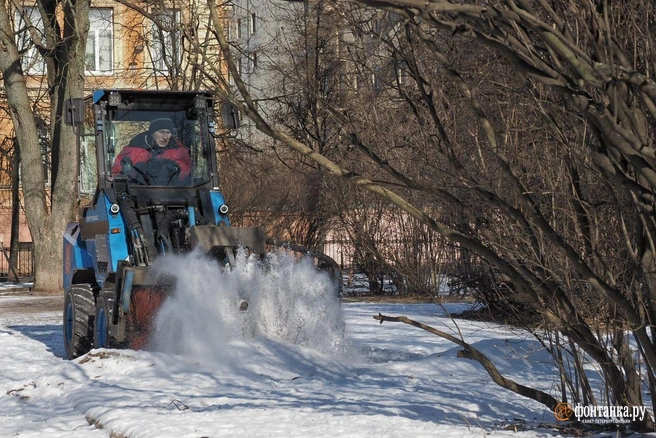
left=94, top=292, right=115, bottom=349
left=63, top=284, right=97, bottom=359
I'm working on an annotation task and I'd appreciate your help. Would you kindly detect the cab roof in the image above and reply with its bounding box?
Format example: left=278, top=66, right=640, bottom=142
left=91, top=89, right=215, bottom=109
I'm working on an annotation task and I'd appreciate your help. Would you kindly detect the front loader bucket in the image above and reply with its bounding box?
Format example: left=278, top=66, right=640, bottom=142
left=190, top=225, right=267, bottom=255
left=127, top=286, right=169, bottom=350
left=114, top=266, right=172, bottom=350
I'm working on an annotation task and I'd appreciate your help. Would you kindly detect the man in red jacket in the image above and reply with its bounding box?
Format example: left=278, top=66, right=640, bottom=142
left=112, top=118, right=192, bottom=186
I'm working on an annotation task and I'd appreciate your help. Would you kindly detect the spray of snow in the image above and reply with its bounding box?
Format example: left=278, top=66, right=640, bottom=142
left=150, top=248, right=349, bottom=360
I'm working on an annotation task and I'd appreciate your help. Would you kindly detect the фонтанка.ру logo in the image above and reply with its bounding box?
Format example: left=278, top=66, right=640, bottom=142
left=554, top=403, right=649, bottom=425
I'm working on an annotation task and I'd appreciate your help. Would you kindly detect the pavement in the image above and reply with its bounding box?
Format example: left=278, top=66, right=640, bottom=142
left=0, top=282, right=63, bottom=315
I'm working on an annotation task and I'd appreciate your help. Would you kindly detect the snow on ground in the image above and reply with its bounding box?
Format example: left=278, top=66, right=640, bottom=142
left=0, top=253, right=647, bottom=437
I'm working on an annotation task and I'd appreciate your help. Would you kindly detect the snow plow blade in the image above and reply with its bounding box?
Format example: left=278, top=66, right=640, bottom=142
left=189, top=225, right=267, bottom=255
left=127, top=285, right=168, bottom=350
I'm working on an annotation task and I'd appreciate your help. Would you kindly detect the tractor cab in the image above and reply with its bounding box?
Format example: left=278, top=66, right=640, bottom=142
left=75, top=89, right=236, bottom=201
left=98, top=90, right=219, bottom=188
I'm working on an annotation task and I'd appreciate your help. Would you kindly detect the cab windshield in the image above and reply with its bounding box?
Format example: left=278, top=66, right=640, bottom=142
left=105, top=109, right=211, bottom=187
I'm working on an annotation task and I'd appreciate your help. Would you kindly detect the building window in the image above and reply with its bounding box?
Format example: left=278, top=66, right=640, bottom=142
left=223, top=5, right=234, bottom=41
left=86, top=8, right=113, bottom=73
left=353, top=73, right=362, bottom=91
left=249, top=13, right=256, bottom=34
left=150, top=10, right=181, bottom=72
left=14, top=7, right=45, bottom=75
left=373, top=18, right=383, bottom=34
left=396, top=61, right=408, bottom=86
left=236, top=18, right=242, bottom=39
left=372, top=65, right=382, bottom=92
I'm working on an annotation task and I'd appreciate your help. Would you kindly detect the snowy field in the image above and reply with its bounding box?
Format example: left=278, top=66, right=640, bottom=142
left=0, top=253, right=649, bottom=437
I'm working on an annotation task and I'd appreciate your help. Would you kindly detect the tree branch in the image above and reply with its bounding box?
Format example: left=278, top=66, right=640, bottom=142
left=374, top=313, right=559, bottom=410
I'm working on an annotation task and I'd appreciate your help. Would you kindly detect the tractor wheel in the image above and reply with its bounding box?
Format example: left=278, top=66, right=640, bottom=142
left=63, top=284, right=97, bottom=359
left=94, top=292, right=115, bottom=349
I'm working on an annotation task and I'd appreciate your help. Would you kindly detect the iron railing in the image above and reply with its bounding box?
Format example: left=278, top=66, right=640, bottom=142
left=0, top=243, right=34, bottom=280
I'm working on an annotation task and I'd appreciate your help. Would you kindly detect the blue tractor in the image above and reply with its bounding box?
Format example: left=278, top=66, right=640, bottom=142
left=62, top=89, right=266, bottom=359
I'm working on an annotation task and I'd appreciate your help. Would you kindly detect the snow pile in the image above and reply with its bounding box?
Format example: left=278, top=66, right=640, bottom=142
left=150, top=248, right=349, bottom=360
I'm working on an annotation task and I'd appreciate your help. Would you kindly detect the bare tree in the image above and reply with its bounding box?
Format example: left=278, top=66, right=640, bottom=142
left=0, top=0, right=90, bottom=290
left=196, top=0, right=656, bottom=430
left=215, top=0, right=349, bottom=249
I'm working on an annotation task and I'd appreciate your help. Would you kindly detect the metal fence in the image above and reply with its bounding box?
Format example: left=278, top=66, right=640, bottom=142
left=0, top=238, right=457, bottom=285
left=0, top=243, right=34, bottom=279
left=322, top=238, right=459, bottom=271
left=322, top=239, right=353, bottom=270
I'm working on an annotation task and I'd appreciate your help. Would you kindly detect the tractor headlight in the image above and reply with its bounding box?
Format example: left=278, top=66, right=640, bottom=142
left=110, top=203, right=120, bottom=215
left=219, top=204, right=229, bottom=215
left=108, top=91, right=122, bottom=107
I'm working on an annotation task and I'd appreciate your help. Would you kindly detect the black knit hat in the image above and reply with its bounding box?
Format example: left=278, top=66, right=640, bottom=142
left=149, top=118, right=176, bottom=133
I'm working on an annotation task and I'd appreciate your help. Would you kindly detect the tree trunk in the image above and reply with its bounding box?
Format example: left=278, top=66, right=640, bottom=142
left=0, top=4, right=50, bottom=289
left=0, top=0, right=90, bottom=292
left=32, top=233, right=62, bottom=291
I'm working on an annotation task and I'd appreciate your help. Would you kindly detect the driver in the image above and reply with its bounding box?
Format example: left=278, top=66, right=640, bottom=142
left=112, top=118, right=192, bottom=186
